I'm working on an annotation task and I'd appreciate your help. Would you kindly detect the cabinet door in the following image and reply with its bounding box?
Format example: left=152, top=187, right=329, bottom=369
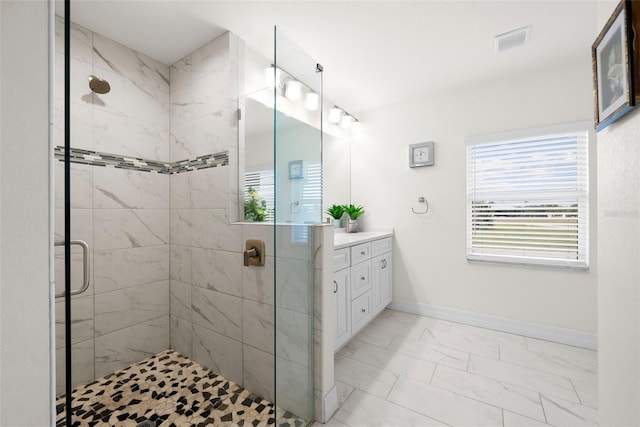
left=380, top=252, right=392, bottom=308
left=372, top=252, right=392, bottom=315
left=334, top=268, right=351, bottom=351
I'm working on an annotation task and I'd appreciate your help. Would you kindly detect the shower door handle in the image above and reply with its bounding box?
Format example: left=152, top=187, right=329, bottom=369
left=55, top=240, right=90, bottom=298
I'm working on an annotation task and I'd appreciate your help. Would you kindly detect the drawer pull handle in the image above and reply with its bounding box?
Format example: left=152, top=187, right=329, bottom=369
left=361, top=308, right=366, bottom=313
left=333, top=280, right=338, bottom=294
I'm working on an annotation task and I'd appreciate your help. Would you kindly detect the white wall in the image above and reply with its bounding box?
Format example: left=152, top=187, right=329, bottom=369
left=596, top=1, right=640, bottom=423
left=0, top=1, right=52, bottom=425
left=351, top=60, right=597, bottom=334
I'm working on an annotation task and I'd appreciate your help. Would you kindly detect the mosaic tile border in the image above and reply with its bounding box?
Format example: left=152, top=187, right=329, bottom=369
left=54, top=146, right=229, bottom=174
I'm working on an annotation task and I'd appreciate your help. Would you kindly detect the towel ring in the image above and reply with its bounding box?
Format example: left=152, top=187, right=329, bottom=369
left=412, top=197, right=429, bottom=215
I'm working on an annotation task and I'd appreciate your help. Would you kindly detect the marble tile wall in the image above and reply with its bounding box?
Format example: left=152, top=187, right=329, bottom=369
left=170, top=217, right=323, bottom=422
left=54, top=17, right=171, bottom=394
left=167, top=31, right=246, bottom=392
left=242, top=224, right=327, bottom=422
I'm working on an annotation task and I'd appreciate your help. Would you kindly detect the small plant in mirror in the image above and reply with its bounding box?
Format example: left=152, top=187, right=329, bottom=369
left=244, top=187, right=267, bottom=222
left=344, top=204, right=365, bottom=220
left=325, top=204, right=345, bottom=220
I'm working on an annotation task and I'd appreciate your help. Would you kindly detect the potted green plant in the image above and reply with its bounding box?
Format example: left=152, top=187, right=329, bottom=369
left=343, top=204, right=365, bottom=233
left=244, top=187, right=267, bottom=222
left=325, top=204, right=345, bottom=228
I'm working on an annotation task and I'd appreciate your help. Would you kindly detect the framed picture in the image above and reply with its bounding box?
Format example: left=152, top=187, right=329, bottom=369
left=288, top=160, right=303, bottom=179
left=409, top=141, right=434, bottom=168
left=592, top=0, right=635, bottom=131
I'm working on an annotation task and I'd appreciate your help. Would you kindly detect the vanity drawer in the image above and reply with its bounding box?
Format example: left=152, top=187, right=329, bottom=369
left=371, top=237, right=392, bottom=257
left=350, top=259, right=372, bottom=299
left=351, top=291, right=372, bottom=335
left=333, top=248, right=350, bottom=272
left=351, top=242, right=371, bottom=265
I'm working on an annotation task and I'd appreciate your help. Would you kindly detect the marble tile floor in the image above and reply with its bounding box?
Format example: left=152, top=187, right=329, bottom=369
left=314, top=309, right=597, bottom=427
left=56, top=349, right=308, bottom=427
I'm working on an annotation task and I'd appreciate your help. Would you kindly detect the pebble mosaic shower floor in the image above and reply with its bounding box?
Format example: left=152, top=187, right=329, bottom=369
left=56, top=349, right=308, bottom=427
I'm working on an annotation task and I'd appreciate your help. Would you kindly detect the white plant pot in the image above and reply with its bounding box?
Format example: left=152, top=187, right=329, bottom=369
left=346, top=218, right=359, bottom=233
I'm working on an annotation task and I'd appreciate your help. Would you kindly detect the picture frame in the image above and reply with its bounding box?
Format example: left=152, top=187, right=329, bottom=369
left=288, top=160, right=304, bottom=179
left=592, top=0, right=636, bottom=131
left=409, top=141, right=434, bottom=168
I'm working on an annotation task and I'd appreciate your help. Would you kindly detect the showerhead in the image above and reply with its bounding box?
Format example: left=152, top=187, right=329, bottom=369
left=88, top=75, right=110, bottom=94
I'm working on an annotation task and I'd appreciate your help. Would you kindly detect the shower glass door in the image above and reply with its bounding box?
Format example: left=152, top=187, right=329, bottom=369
left=56, top=4, right=91, bottom=425
left=273, top=27, right=323, bottom=423
left=57, top=2, right=173, bottom=424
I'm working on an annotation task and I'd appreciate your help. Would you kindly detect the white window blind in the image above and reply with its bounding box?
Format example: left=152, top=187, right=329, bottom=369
left=466, top=123, right=590, bottom=269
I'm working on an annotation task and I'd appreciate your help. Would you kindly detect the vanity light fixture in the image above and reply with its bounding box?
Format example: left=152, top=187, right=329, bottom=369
left=284, top=79, right=303, bottom=101
left=341, top=114, right=353, bottom=129
left=305, top=92, right=319, bottom=111
left=329, top=106, right=343, bottom=124
left=264, top=65, right=281, bottom=88
left=264, top=65, right=362, bottom=133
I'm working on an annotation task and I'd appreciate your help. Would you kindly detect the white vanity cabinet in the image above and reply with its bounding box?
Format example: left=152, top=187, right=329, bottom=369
left=333, top=232, right=393, bottom=351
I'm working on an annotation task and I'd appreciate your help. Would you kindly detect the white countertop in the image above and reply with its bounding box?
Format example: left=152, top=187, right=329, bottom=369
left=334, top=229, right=393, bottom=249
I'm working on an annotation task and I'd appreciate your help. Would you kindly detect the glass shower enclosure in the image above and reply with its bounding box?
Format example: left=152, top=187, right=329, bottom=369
left=241, top=27, right=324, bottom=423
left=273, top=28, right=323, bottom=422
left=56, top=3, right=322, bottom=425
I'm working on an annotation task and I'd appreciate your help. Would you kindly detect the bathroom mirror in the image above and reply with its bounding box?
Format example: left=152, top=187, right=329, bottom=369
left=242, top=97, right=351, bottom=222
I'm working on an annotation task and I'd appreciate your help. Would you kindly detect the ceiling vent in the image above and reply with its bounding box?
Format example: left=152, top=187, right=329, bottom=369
left=494, top=26, right=531, bottom=53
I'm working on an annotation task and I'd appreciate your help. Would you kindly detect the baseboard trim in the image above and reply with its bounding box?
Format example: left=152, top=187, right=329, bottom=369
left=388, top=299, right=597, bottom=350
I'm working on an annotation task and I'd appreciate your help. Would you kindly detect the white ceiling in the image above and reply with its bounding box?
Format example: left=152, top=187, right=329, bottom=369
left=59, top=1, right=598, bottom=113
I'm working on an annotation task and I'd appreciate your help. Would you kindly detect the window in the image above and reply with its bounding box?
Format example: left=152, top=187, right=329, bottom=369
left=466, top=122, right=590, bottom=269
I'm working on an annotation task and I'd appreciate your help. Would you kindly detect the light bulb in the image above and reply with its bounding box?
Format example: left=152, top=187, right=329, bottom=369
left=264, top=66, right=281, bottom=88
left=341, top=114, right=353, bottom=129
left=284, top=80, right=303, bottom=101
left=305, top=92, right=319, bottom=111
left=329, top=107, right=342, bottom=124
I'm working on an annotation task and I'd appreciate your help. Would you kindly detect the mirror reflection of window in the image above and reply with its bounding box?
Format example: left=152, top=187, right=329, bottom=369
left=242, top=97, right=350, bottom=223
